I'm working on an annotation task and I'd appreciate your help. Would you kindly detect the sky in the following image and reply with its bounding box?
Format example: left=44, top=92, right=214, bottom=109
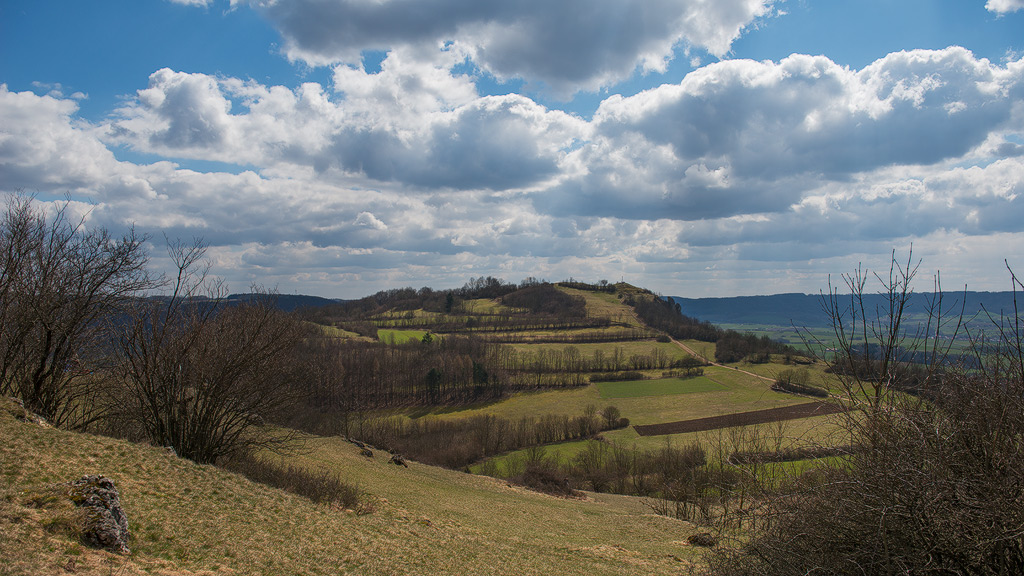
left=2, top=0, right=1023, bottom=299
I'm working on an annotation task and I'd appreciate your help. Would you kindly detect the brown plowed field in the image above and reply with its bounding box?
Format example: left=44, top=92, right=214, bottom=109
left=633, top=401, right=846, bottom=436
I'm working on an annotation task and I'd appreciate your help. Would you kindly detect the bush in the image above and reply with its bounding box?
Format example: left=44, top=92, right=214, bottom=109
left=223, top=453, right=362, bottom=510
left=772, top=368, right=828, bottom=398
left=516, top=461, right=581, bottom=498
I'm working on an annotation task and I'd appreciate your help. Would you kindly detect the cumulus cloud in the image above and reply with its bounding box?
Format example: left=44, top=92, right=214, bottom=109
left=107, top=64, right=585, bottom=191
left=235, top=0, right=778, bottom=96
left=986, top=0, right=1024, bottom=14
left=0, top=85, right=121, bottom=192
left=5, top=42, right=1024, bottom=297
left=536, top=48, right=1024, bottom=221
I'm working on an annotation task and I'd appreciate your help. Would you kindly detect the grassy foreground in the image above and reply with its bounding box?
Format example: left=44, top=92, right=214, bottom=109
left=0, top=398, right=705, bottom=576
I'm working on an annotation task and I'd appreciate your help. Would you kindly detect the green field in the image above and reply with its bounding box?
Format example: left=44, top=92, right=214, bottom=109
left=596, top=376, right=725, bottom=399
left=470, top=439, right=596, bottom=476
left=377, top=329, right=430, bottom=344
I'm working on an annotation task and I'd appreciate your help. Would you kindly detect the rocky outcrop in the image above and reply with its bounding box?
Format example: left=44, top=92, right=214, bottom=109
left=65, top=475, right=131, bottom=554
left=3, top=396, right=49, bottom=427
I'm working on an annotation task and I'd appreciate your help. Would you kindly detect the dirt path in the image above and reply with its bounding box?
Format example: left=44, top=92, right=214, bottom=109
left=668, top=337, right=775, bottom=383
left=619, top=305, right=775, bottom=384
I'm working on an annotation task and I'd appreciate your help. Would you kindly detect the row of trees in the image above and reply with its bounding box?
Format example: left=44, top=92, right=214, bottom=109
left=0, top=195, right=303, bottom=463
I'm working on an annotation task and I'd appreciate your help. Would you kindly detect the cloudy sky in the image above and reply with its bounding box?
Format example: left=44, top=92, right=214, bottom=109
left=2, top=1, right=1023, bottom=298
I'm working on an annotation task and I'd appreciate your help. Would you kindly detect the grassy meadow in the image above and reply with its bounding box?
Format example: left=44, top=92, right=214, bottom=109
left=0, top=398, right=706, bottom=576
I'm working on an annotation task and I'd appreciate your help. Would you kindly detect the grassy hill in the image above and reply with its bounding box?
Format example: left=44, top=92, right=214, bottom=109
left=1, top=397, right=706, bottom=576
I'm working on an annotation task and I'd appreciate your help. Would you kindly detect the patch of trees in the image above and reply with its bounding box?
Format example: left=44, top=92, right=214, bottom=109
left=770, top=369, right=828, bottom=397
left=370, top=314, right=612, bottom=333
left=555, top=278, right=617, bottom=293
left=475, top=328, right=656, bottom=344
left=500, top=283, right=587, bottom=318
left=295, top=335, right=506, bottom=426
left=482, top=435, right=765, bottom=524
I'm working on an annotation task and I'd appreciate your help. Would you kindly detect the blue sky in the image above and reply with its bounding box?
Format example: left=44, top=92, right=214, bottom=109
left=2, top=0, right=1023, bottom=298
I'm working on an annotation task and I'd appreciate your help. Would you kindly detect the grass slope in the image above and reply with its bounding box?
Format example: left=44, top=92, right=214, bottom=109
left=596, top=377, right=725, bottom=399
left=0, top=399, right=703, bottom=576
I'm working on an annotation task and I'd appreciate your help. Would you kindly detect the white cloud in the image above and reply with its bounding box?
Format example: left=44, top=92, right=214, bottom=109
left=4, top=43, right=1024, bottom=298
left=986, top=0, right=1024, bottom=14
left=235, top=0, right=778, bottom=96
left=536, top=49, right=1024, bottom=221
left=107, top=65, right=586, bottom=192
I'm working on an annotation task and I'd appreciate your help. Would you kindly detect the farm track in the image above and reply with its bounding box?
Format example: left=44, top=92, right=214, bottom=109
left=632, top=401, right=846, bottom=436
left=668, top=336, right=776, bottom=383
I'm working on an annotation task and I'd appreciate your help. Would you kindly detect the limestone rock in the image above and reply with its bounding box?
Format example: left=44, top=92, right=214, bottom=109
left=66, top=475, right=131, bottom=554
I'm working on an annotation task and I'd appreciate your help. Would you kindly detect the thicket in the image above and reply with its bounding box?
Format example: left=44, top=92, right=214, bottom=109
left=0, top=195, right=151, bottom=429
left=710, top=252, right=1024, bottom=575
left=223, top=452, right=362, bottom=509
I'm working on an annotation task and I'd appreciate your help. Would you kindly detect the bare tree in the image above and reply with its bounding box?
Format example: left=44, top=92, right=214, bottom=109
left=116, top=239, right=305, bottom=464
left=0, top=194, right=150, bottom=428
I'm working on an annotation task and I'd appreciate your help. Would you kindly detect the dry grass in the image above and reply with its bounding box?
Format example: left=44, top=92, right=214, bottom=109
left=0, top=398, right=707, bottom=576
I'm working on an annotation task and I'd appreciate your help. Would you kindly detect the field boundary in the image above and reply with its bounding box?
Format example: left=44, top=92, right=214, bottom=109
left=633, top=401, right=845, bottom=436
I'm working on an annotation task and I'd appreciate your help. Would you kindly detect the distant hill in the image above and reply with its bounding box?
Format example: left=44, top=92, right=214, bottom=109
left=671, top=291, right=1019, bottom=329
left=227, top=293, right=343, bottom=312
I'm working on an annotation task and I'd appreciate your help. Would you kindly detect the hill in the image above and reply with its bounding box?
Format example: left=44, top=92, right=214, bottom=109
left=228, top=293, right=343, bottom=312
left=0, top=279, right=846, bottom=575
left=671, top=291, right=1018, bottom=328
left=0, top=396, right=702, bottom=576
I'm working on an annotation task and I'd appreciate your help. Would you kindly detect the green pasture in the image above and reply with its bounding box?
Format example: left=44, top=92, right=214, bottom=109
left=596, top=376, right=725, bottom=399
left=678, top=339, right=716, bottom=363
left=377, top=329, right=430, bottom=344
left=469, top=439, right=594, bottom=476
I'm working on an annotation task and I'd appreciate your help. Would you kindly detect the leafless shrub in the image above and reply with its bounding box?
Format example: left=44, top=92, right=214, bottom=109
left=223, top=452, right=362, bottom=509
left=116, top=239, right=305, bottom=464
left=0, top=194, right=151, bottom=428
left=712, top=253, right=1024, bottom=576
